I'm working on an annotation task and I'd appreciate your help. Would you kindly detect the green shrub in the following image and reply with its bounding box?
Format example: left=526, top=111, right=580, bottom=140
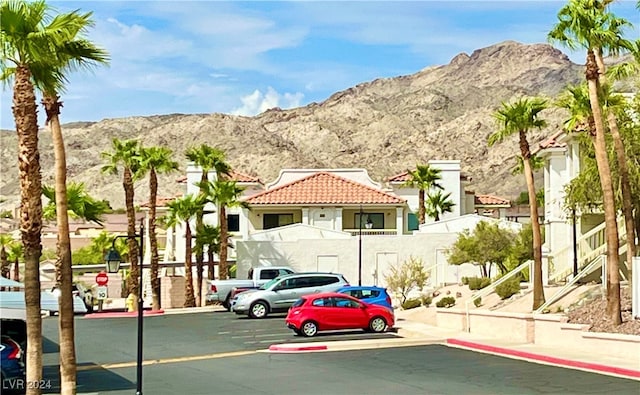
left=473, top=297, right=482, bottom=307
left=421, top=295, right=432, bottom=307
left=495, top=277, right=521, bottom=299
left=402, top=298, right=422, bottom=310
left=467, top=277, right=491, bottom=290
left=461, top=277, right=470, bottom=285
left=435, top=296, right=456, bottom=308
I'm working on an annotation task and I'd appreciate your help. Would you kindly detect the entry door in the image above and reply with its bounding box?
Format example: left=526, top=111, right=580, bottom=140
left=374, top=252, right=398, bottom=287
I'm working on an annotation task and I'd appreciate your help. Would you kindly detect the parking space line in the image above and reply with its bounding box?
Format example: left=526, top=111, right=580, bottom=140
left=77, top=350, right=256, bottom=371
left=231, top=333, right=290, bottom=339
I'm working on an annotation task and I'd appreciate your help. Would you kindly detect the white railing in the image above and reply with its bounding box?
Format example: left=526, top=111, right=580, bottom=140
left=464, top=260, right=533, bottom=332
left=535, top=255, right=605, bottom=314
left=344, top=229, right=398, bottom=236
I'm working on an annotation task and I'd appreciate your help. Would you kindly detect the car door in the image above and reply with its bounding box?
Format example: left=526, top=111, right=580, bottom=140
left=310, top=297, right=335, bottom=330
left=331, top=296, right=368, bottom=329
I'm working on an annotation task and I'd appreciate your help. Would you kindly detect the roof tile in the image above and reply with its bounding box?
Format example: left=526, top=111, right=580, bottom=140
left=474, top=194, right=511, bottom=206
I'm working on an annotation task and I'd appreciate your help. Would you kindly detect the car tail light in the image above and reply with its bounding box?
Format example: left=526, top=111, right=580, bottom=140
left=386, top=294, right=392, bottom=306
left=210, top=284, right=217, bottom=293
left=5, top=339, right=21, bottom=360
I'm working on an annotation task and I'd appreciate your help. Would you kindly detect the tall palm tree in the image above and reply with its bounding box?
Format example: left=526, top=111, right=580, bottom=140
left=488, top=97, right=547, bottom=309
left=425, top=190, right=455, bottom=222
left=42, top=182, right=110, bottom=227
left=165, top=195, right=200, bottom=307
left=549, top=0, right=627, bottom=324
left=196, top=224, right=221, bottom=281
left=138, top=146, right=179, bottom=310
left=402, top=164, right=443, bottom=224
left=186, top=145, right=230, bottom=304
left=101, top=139, right=142, bottom=304
left=197, top=179, right=247, bottom=280
left=0, top=233, right=12, bottom=278
left=8, top=242, right=23, bottom=282
left=1, top=0, right=62, bottom=388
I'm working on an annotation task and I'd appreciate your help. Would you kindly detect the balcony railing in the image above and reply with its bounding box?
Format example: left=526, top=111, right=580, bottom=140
left=343, top=229, right=398, bottom=236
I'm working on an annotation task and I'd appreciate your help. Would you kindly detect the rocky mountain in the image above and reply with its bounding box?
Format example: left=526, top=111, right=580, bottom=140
left=0, top=41, right=585, bottom=209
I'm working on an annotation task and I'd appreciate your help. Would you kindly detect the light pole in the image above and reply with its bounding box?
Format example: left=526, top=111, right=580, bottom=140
left=358, top=205, right=363, bottom=286
left=572, top=207, right=578, bottom=277
left=105, top=219, right=145, bottom=395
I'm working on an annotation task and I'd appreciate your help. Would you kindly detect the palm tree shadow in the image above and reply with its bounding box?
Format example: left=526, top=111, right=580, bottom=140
left=43, top=336, right=59, bottom=354
left=43, top=363, right=134, bottom=394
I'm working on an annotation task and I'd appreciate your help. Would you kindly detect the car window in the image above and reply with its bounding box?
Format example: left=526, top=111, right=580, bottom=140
left=279, top=268, right=294, bottom=276
left=333, top=297, right=360, bottom=308
left=310, top=276, right=339, bottom=287
left=361, top=290, right=379, bottom=299
left=261, top=276, right=284, bottom=290
left=292, top=298, right=306, bottom=308
left=260, top=269, right=278, bottom=280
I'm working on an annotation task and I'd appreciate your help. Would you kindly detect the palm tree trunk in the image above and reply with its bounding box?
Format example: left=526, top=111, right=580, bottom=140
left=184, top=225, right=196, bottom=307
left=586, top=49, right=621, bottom=325
left=124, top=168, right=139, bottom=307
left=14, top=65, right=44, bottom=394
left=418, top=190, right=425, bottom=224
left=194, top=172, right=207, bottom=307
left=43, top=95, right=77, bottom=395
left=208, top=249, right=215, bottom=280
left=219, top=206, right=228, bottom=280
left=520, top=132, right=545, bottom=309
left=14, top=258, right=20, bottom=281
left=594, top=51, right=636, bottom=284
left=149, top=169, right=161, bottom=311
left=0, top=247, right=8, bottom=278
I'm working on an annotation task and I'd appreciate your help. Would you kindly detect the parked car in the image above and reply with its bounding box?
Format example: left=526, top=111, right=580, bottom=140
left=0, top=278, right=87, bottom=315
left=50, top=283, right=93, bottom=313
left=207, top=266, right=295, bottom=311
left=1, top=335, right=26, bottom=391
left=337, top=286, right=393, bottom=310
left=232, top=272, right=349, bottom=319
left=285, top=292, right=395, bottom=337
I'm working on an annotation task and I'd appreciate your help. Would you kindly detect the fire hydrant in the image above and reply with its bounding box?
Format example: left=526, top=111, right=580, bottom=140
left=126, top=293, right=136, bottom=312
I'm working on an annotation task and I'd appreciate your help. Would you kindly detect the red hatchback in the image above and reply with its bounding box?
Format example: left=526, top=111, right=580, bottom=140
left=285, top=292, right=395, bottom=337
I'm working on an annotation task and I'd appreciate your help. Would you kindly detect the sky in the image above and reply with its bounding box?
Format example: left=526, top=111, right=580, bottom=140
left=1, top=1, right=638, bottom=130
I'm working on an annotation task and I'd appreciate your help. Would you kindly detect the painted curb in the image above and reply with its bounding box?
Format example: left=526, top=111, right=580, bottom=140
left=83, top=309, right=165, bottom=319
left=268, top=344, right=328, bottom=352
left=446, top=338, right=640, bottom=380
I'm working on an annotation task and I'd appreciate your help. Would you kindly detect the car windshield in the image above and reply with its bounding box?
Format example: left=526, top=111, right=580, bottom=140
left=259, top=276, right=284, bottom=290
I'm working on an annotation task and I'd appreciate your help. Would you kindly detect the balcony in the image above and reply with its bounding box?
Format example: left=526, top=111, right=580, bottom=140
left=343, top=229, right=398, bottom=236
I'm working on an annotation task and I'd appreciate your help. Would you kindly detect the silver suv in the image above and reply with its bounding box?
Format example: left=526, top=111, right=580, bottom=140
left=232, top=272, right=349, bottom=319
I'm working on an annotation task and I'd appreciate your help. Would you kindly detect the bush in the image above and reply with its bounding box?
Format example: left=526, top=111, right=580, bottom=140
left=435, top=296, right=456, bottom=308
left=473, top=297, right=482, bottom=307
left=467, top=277, right=491, bottom=290
left=461, top=277, right=470, bottom=285
left=402, top=298, right=422, bottom=310
left=495, top=277, right=521, bottom=299
left=421, top=295, right=432, bottom=307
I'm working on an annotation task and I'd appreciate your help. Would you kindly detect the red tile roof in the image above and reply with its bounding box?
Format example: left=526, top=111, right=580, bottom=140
left=176, top=171, right=262, bottom=184
left=474, top=194, right=511, bottom=206
left=141, top=195, right=182, bottom=208
left=244, top=172, right=406, bottom=205
left=539, top=130, right=567, bottom=149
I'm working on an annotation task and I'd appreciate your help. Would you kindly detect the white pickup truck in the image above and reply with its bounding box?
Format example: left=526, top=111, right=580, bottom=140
left=206, top=266, right=294, bottom=310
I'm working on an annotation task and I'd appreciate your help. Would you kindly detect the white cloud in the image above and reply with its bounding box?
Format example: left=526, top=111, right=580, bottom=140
left=231, top=87, right=304, bottom=116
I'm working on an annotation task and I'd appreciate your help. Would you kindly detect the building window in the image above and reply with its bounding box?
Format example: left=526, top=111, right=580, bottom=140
left=407, top=213, right=419, bottom=231
left=263, top=213, right=295, bottom=229
left=355, top=212, right=384, bottom=229
left=227, top=214, right=240, bottom=232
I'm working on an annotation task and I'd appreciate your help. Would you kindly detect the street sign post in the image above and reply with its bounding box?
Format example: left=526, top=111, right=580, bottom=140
left=96, top=272, right=109, bottom=286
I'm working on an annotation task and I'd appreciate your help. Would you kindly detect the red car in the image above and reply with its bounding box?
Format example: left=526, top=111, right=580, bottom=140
left=285, top=292, right=395, bottom=337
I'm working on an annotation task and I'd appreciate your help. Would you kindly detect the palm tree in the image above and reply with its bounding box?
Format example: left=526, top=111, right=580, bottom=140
left=195, top=224, right=221, bottom=281
left=425, top=190, right=455, bottom=222
left=138, top=146, right=179, bottom=310
left=549, top=0, right=628, bottom=324
left=488, top=97, right=547, bottom=309
left=197, top=179, right=247, bottom=280
left=101, top=139, right=142, bottom=305
left=1, top=0, right=60, bottom=387
left=402, top=164, right=443, bottom=224
left=0, top=233, right=12, bottom=278
left=42, top=182, right=110, bottom=227
left=186, top=145, right=230, bottom=304
left=165, top=195, right=200, bottom=307
left=8, top=242, right=23, bottom=282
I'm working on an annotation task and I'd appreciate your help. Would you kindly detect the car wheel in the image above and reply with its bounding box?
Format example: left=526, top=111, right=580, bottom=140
left=249, top=301, right=268, bottom=319
left=223, top=295, right=232, bottom=311
left=301, top=321, right=318, bottom=337
left=369, top=316, right=387, bottom=333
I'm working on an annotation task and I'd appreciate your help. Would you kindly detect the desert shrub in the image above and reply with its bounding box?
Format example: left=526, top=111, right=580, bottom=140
left=402, top=298, right=422, bottom=310
left=384, top=256, right=430, bottom=304
left=421, top=295, right=432, bottom=307
left=495, top=277, right=521, bottom=299
left=473, top=297, right=482, bottom=307
left=435, top=296, right=456, bottom=308
left=467, top=277, right=491, bottom=290
left=461, top=277, right=470, bottom=285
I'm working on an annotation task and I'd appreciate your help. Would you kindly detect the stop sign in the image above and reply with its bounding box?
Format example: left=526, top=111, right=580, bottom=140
left=96, top=272, right=109, bottom=286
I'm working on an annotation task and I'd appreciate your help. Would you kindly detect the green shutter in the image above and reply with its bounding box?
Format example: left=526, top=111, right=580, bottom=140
left=408, top=213, right=419, bottom=231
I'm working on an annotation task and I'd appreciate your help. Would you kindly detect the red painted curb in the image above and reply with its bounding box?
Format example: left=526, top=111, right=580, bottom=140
left=446, top=338, right=640, bottom=379
left=268, top=344, right=328, bottom=352
left=83, top=310, right=165, bottom=319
